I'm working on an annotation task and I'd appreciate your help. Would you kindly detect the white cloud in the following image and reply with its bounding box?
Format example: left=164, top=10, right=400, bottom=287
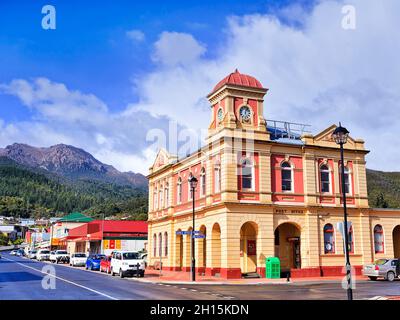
left=130, top=0, right=400, bottom=171
left=1, top=0, right=399, bottom=173
left=126, top=29, right=145, bottom=42
left=152, top=32, right=206, bottom=67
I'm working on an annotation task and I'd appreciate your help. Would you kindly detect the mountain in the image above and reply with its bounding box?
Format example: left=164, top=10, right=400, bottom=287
left=366, top=169, right=400, bottom=208
left=0, top=143, right=147, bottom=188
left=0, top=156, right=148, bottom=219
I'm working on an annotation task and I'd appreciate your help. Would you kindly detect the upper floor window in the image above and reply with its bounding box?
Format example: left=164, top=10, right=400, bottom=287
left=320, top=164, right=330, bottom=193
left=177, top=178, right=182, bottom=204
left=323, top=224, right=335, bottom=254
left=214, top=164, right=221, bottom=193
left=153, top=189, right=158, bottom=210
left=159, top=187, right=163, bottom=208
left=374, top=224, right=384, bottom=253
left=188, top=173, right=193, bottom=200
left=241, top=158, right=253, bottom=190
left=281, top=161, right=292, bottom=192
left=200, top=167, right=206, bottom=196
left=343, top=167, right=351, bottom=194
left=164, top=183, right=169, bottom=208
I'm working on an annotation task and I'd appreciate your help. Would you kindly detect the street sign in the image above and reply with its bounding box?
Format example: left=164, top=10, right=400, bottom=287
left=337, top=221, right=352, bottom=238
left=193, top=234, right=206, bottom=239
left=176, top=230, right=203, bottom=236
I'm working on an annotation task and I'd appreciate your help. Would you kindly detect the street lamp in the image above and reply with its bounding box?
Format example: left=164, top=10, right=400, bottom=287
left=332, top=122, right=353, bottom=301
left=188, top=175, right=198, bottom=282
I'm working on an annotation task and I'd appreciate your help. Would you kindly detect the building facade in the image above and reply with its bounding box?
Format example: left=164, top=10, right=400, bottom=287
left=147, top=70, right=400, bottom=278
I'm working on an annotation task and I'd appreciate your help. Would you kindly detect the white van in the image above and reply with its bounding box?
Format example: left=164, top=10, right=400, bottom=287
left=37, top=249, right=51, bottom=261
left=110, top=251, right=145, bottom=278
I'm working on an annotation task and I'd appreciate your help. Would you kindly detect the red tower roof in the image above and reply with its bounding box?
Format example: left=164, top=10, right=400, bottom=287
left=212, top=69, right=264, bottom=92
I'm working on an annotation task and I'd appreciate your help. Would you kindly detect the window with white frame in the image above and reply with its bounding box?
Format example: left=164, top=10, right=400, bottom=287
left=323, top=224, right=335, bottom=254
left=200, top=167, right=206, bottom=196
left=159, top=187, right=163, bottom=208
left=214, top=164, right=221, bottom=193
left=164, top=232, right=168, bottom=256
left=241, top=158, right=253, bottom=190
left=320, top=164, right=330, bottom=193
left=188, top=173, right=194, bottom=200
left=177, top=178, right=182, bottom=204
left=164, top=183, right=169, bottom=208
left=158, top=232, right=162, bottom=257
left=281, top=161, right=292, bottom=192
left=153, top=188, right=158, bottom=210
left=374, top=224, right=384, bottom=253
left=153, top=234, right=157, bottom=257
left=343, top=167, right=351, bottom=194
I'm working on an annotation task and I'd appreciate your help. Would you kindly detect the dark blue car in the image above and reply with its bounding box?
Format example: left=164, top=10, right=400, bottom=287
left=85, top=254, right=106, bottom=271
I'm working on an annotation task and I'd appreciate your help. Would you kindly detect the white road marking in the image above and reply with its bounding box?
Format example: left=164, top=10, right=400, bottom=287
left=190, top=289, right=197, bottom=292
left=3, top=257, right=118, bottom=300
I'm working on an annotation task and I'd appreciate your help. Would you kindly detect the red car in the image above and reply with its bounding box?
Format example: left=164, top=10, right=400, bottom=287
left=100, top=255, right=112, bottom=274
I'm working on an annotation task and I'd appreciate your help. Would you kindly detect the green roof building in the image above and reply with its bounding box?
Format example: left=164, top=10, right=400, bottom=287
left=58, top=212, right=93, bottom=223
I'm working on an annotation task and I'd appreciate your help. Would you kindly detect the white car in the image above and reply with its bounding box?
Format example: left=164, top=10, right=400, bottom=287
left=49, top=250, right=70, bottom=264
left=28, top=250, right=37, bottom=259
left=110, top=251, right=145, bottom=278
left=70, top=253, right=87, bottom=267
left=37, top=249, right=51, bottom=261
left=10, top=250, right=18, bottom=255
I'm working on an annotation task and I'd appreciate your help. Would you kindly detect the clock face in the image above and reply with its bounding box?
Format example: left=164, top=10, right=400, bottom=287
left=217, top=108, right=223, bottom=121
left=239, top=106, right=251, bottom=121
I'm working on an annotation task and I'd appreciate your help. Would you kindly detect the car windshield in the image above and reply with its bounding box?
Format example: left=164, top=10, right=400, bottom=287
left=75, top=254, right=86, bottom=257
left=31, top=251, right=37, bottom=253
left=122, top=252, right=139, bottom=260
left=374, top=259, right=388, bottom=265
left=95, top=255, right=105, bottom=259
left=57, top=251, right=68, bottom=254
left=41, top=250, right=50, bottom=254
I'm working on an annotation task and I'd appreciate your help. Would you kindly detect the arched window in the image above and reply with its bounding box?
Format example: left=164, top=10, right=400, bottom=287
left=374, top=225, right=384, bottom=253
left=153, top=234, right=157, bottom=257
left=158, top=232, right=162, bottom=257
left=214, top=163, right=221, bottom=193
left=281, top=161, right=292, bottom=191
left=159, top=187, right=163, bottom=209
left=177, top=178, right=182, bottom=204
left=200, top=167, right=206, bottom=196
left=347, top=225, right=354, bottom=253
left=241, top=158, right=253, bottom=190
left=164, top=232, right=168, bottom=256
left=164, top=183, right=169, bottom=208
left=188, top=173, right=193, bottom=200
left=340, top=166, right=352, bottom=195
left=320, top=164, right=330, bottom=193
left=323, top=224, right=335, bottom=254
left=153, top=188, right=158, bottom=210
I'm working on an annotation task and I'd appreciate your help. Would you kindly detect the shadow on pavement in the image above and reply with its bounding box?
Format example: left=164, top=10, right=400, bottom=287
left=0, top=272, right=43, bottom=283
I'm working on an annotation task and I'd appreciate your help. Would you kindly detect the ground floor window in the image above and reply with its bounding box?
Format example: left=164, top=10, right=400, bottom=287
left=374, top=224, right=384, bottom=253
left=323, top=224, right=335, bottom=254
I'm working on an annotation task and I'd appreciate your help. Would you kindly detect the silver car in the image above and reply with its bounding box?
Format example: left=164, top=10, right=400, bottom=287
left=363, top=258, right=400, bottom=281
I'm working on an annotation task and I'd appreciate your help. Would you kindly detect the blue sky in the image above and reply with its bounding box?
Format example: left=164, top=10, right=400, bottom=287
left=0, top=0, right=399, bottom=173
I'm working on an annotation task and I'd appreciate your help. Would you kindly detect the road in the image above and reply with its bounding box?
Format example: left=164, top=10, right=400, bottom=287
left=1, top=251, right=399, bottom=300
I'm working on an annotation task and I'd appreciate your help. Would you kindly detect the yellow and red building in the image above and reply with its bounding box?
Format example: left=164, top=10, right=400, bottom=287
left=147, top=69, right=400, bottom=279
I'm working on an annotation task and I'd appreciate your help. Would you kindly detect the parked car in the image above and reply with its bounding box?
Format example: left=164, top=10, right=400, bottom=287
left=86, top=254, right=106, bottom=271
left=37, top=249, right=51, bottom=261
left=100, top=255, right=112, bottom=274
left=140, top=253, right=148, bottom=268
left=363, top=258, right=400, bottom=281
left=110, top=251, right=145, bottom=278
left=50, top=250, right=70, bottom=264
left=70, top=253, right=87, bottom=267
left=10, top=250, right=18, bottom=256
left=28, top=250, right=38, bottom=259
left=16, top=249, right=25, bottom=257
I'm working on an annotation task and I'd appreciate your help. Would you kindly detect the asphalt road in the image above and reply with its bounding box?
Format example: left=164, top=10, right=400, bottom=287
left=1, top=251, right=399, bottom=300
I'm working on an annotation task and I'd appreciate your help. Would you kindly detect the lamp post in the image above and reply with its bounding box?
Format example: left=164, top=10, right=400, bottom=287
left=332, top=122, right=353, bottom=301
left=188, top=175, right=198, bottom=282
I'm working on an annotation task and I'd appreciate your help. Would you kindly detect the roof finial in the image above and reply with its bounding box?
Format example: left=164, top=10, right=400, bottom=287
left=234, top=68, right=239, bottom=73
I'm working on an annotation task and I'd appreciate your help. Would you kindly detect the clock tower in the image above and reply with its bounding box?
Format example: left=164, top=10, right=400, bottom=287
left=207, top=69, right=269, bottom=140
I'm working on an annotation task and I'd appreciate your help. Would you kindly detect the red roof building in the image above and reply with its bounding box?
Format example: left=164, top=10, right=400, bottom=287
left=211, top=69, right=265, bottom=93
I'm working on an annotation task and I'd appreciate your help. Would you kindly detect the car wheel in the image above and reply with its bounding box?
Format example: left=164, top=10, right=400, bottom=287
left=108, top=267, right=111, bottom=274
left=386, top=271, right=395, bottom=282
left=111, top=268, right=115, bottom=276
left=85, top=265, right=88, bottom=270
left=368, top=276, right=378, bottom=281
left=119, top=269, right=124, bottom=278
left=140, top=272, right=145, bottom=278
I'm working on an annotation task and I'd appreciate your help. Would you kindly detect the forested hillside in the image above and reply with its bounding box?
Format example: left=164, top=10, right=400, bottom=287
left=0, top=157, right=148, bottom=219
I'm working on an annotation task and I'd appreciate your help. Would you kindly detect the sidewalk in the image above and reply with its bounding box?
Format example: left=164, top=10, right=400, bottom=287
left=132, top=269, right=369, bottom=285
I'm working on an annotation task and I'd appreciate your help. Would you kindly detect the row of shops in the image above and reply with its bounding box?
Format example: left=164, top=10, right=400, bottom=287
left=26, top=212, right=148, bottom=255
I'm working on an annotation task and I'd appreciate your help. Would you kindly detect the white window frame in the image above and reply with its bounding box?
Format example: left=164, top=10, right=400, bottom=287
left=200, top=168, right=206, bottom=197
left=320, top=164, right=332, bottom=194
left=281, top=161, right=294, bottom=193
left=240, top=157, right=255, bottom=191
left=214, top=164, right=221, bottom=193
left=177, top=178, right=182, bottom=204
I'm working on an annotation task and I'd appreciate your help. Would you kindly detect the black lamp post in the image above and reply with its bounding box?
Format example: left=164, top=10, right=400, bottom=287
left=332, top=122, right=353, bottom=301
left=188, top=175, right=198, bottom=282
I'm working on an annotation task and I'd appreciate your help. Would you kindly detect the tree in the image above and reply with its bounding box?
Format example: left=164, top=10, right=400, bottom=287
left=375, top=193, right=389, bottom=208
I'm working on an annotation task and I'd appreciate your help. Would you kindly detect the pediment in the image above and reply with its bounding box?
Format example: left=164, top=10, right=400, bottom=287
left=313, top=124, right=357, bottom=148
left=152, top=148, right=176, bottom=170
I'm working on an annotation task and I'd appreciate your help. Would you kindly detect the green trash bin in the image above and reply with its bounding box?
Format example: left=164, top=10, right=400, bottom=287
left=266, top=257, right=280, bottom=279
